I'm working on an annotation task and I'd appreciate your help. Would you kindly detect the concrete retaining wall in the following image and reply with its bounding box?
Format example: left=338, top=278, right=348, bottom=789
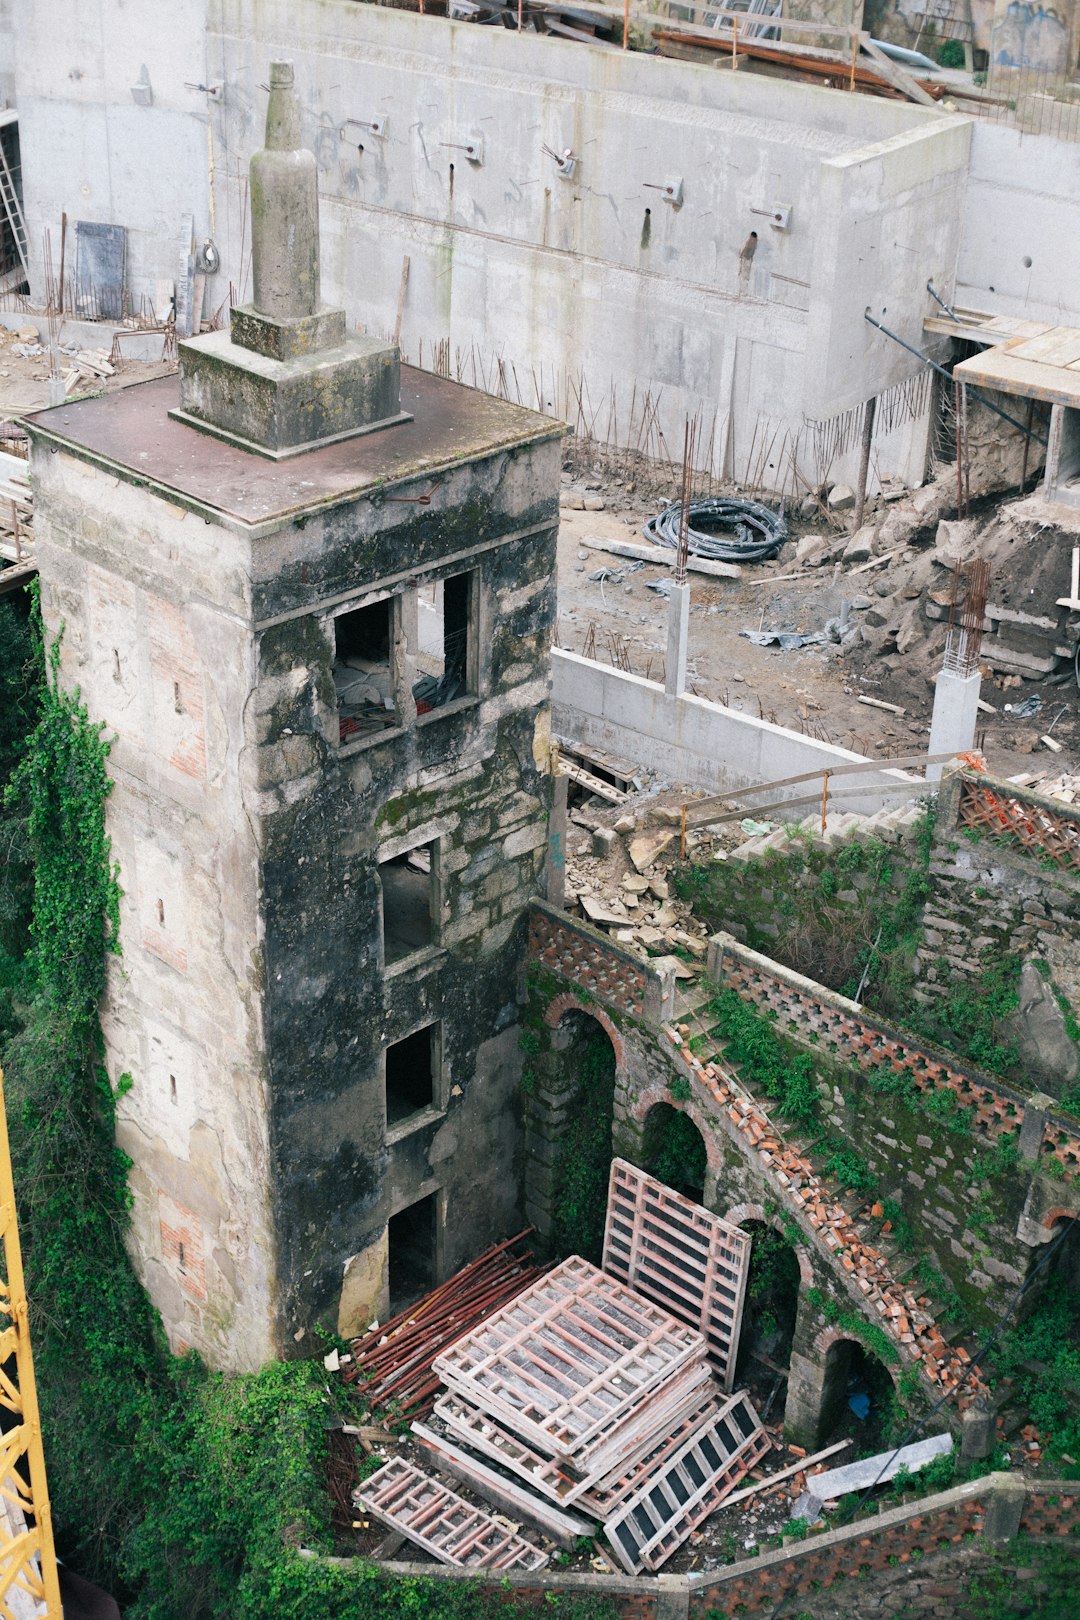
left=552, top=646, right=920, bottom=811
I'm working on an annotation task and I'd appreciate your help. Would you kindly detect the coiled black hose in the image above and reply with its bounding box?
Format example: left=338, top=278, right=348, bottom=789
left=643, top=496, right=787, bottom=563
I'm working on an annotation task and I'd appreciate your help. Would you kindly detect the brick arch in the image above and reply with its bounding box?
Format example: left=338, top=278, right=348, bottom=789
left=1042, top=1206, right=1079, bottom=1230
left=811, top=1323, right=899, bottom=1386
left=722, top=1202, right=815, bottom=1287
left=628, top=1084, right=723, bottom=1173
left=543, top=993, right=625, bottom=1072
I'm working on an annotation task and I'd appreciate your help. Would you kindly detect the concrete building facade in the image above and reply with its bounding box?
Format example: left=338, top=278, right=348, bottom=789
left=11, top=1, right=1080, bottom=498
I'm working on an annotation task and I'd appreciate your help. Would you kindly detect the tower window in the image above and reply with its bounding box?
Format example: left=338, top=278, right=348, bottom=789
left=379, top=843, right=436, bottom=965
left=413, top=571, right=474, bottom=715
left=385, top=1025, right=438, bottom=1128
left=334, top=599, right=399, bottom=743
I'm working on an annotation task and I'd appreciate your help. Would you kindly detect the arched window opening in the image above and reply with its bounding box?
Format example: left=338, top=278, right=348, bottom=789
left=821, top=1337, right=898, bottom=1457
left=641, top=1102, right=707, bottom=1204
left=550, top=1012, right=616, bottom=1265
left=735, top=1220, right=802, bottom=1394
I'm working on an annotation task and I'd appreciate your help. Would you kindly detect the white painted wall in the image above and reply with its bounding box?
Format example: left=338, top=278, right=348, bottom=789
left=0, top=0, right=15, bottom=111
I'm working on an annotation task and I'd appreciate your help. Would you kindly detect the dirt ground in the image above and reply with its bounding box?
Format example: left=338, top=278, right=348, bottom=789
left=0, top=318, right=176, bottom=421
left=555, top=472, right=1080, bottom=782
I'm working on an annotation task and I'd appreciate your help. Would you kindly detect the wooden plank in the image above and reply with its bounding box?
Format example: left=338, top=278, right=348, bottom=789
left=355, top=1456, right=549, bottom=1571
left=715, top=1437, right=853, bottom=1510
left=1008, top=329, right=1080, bottom=369
left=0, top=561, right=37, bottom=596
left=954, top=347, right=1080, bottom=408
left=559, top=759, right=627, bottom=804
left=411, top=1420, right=598, bottom=1547
left=856, top=33, right=937, bottom=105
left=602, top=1160, right=750, bottom=1393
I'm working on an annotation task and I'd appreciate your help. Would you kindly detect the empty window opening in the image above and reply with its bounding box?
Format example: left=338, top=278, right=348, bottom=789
left=413, top=572, right=472, bottom=714
left=156, top=898, right=165, bottom=926
left=388, top=1193, right=437, bottom=1314
left=169, top=1074, right=177, bottom=1105
left=386, top=1025, right=437, bottom=1127
left=334, top=599, right=399, bottom=744
left=380, top=844, right=434, bottom=965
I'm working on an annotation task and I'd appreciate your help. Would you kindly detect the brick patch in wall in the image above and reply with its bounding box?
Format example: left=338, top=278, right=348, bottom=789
left=158, top=1190, right=208, bottom=1304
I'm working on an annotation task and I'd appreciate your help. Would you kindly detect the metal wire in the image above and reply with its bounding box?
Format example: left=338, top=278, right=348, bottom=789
left=643, top=495, right=787, bottom=563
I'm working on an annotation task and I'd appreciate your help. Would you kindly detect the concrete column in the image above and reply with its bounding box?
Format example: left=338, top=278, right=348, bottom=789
left=927, top=668, right=982, bottom=780
left=960, top=1400, right=996, bottom=1463
left=1019, top=1092, right=1053, bottom=1163
left=643, top=957, right=677, bottom=1024
left=983, top=1473, right=1027, bottom=1544
left=665, top=583, right=691, bottom=697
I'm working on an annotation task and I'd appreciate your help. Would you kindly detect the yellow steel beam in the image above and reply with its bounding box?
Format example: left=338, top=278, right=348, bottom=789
left=0, top=1067, right=62, bottom=1619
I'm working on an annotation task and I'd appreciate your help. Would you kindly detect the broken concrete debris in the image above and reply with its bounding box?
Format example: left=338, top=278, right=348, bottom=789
left=792, top=1432, right=954, bottom=1522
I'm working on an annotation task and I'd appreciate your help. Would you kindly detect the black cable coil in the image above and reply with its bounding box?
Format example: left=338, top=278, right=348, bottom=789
left=643, top=496, right=787, bottom=563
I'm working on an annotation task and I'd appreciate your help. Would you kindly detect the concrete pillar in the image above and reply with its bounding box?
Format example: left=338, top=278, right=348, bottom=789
left=983, top=1473, right=1027, bottom=1544
left=927, top=668, right=982, bottom=780
left=960, top=1400, right=996, bottom=1463
left=665, top=582, right=691, bottom=697
left=250, top=62, right=321, bottom=320
left=1019, top=1092, right=1053, bottom=1163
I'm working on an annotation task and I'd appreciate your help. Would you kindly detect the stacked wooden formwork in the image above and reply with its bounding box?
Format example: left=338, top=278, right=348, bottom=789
left=357, top=1167, right=770, bottom=1575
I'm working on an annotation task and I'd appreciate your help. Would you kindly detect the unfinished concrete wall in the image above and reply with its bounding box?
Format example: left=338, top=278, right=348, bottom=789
left=958, top=123, right=1080, bottom=327
left=806, top=117, right=971, bottom=419
left=15, top=0, right=965, bottom=491
left=0, top=0, right=16, bottom=111
left=551, top=647, right=921, bottom=810
left=16, top=0, right=213, bottom=315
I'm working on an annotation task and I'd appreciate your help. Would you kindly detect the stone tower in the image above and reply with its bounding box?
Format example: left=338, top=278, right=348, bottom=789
left=24, top=63, right=561, bottom=1370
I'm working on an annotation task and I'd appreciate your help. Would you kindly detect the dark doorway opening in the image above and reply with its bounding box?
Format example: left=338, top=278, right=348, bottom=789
left=821, top=1337, right=897, bottom=1457
left=551, top=1012, right=616, bottom=1264
left=380, top=845, right=434, bottom=965
left=735, top=1220, right=802, bottom=1383
left=642, top=1102, right=707, bottom=1204
left=388, top=1193, right=437, bottom=1315
left=386, top=1025, right=436, bottom=1127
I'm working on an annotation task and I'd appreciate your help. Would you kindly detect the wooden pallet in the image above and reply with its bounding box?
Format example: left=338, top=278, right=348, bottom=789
left=604, top=1391, right=772, bottom=1574
left=433, top=1256, right=705, bottom=1461
left=603, top=1159, right=750, bottom=1392
left=354, top=1455, right=549, bottom=1571
left=435, top=1358, right=717, bottom=1509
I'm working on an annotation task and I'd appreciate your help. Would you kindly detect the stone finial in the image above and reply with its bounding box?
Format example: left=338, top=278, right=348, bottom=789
left=249, top=61, right=320, bottom=321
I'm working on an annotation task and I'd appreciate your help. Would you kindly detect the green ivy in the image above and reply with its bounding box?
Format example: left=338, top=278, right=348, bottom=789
left=709, top=989, right=819, bottom=1125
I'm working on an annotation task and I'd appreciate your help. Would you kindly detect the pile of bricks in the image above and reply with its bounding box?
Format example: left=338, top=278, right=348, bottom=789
left=660, top=1025, right=989, bottom=1408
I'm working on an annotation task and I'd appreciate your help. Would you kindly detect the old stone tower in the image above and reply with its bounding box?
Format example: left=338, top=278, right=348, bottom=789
left=24, top=63, right=561, bottom=1370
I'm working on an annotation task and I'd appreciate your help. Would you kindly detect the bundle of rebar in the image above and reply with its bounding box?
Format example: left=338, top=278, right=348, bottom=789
left=341, top=1229, right=546, bottom=1421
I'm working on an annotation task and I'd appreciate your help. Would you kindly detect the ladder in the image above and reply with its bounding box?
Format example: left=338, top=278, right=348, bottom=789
left=0, top=139, right=28, bottom=281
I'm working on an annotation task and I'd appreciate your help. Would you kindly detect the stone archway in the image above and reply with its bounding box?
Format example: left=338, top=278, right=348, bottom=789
left=640, top=1099, right=710, bottom=1203
left=725, top=1209, right=809, bottom=1388
left=533, top=1003, right=618, bottom=1264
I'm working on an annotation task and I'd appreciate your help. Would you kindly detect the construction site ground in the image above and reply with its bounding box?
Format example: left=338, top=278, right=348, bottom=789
left=0, top=318, right=175, bottom=419
left=556, top=470, right=1080, bottom=782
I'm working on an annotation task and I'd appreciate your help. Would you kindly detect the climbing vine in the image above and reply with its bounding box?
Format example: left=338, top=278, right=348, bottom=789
left=0, top=596, right=618, bottom=1620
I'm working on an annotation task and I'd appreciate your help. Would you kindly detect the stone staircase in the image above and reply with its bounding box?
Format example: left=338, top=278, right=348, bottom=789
left=725, top=799, right=928, bottom=866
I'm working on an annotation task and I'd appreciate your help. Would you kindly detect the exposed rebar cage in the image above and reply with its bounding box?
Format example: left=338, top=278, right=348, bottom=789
left=943, top=557, right=990, bottom=678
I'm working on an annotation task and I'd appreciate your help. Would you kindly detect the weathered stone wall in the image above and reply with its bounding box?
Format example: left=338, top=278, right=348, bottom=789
left=249, top=436, right=562, bottom=1346
left=31, top=385, right=563, bottom=1369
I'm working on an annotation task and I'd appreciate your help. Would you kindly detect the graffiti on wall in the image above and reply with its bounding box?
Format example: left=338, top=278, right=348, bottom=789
left=992, top=0, right=1070, bottom=70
